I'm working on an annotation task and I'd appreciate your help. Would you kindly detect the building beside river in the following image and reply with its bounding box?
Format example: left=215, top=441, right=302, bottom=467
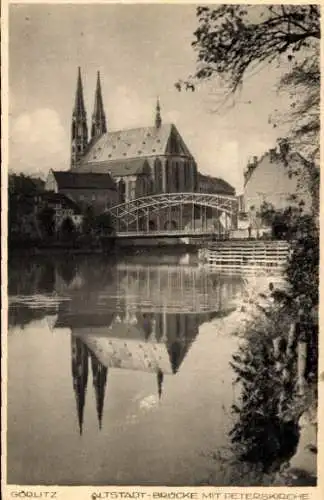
left=244, top=147, right=312, bottom=213
left=45, top=170, right=118, bottom=214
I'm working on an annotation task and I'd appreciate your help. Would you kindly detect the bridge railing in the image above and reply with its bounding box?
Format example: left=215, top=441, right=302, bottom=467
left=106, top=192, right=239, bottom=230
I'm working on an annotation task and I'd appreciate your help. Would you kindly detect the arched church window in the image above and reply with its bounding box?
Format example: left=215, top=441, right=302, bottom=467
left=184, top=161, right=189, bottom=190
left=154, top=158, right=162, bottom=193
left=174, top=162, right=180, bottom=192
left=118, top=179, right=126, bottom=203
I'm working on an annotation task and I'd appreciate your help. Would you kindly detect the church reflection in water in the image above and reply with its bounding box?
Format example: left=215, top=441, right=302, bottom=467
left=49, top=260, right=243, bottom=435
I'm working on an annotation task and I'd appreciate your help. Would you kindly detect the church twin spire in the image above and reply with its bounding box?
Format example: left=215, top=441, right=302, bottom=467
left=71, top=67, right=162, bottom=168
left=71, top=67, right=88, bottom=168
left=71, top=67, right=107, bottom=168
left=91, top=71, right=107, bottom=140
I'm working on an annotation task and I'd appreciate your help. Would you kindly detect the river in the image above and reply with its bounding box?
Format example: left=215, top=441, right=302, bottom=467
left=7, top=252, right=315, bottom=487
left=7, top=252, right=246, bottom=486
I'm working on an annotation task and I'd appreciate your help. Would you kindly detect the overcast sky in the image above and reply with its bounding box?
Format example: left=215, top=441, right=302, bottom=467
left=9, top=3, right=292, bottom=193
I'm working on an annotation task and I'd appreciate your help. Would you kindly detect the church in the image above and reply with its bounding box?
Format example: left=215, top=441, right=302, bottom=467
left=46, top=68, right=199, bottom=211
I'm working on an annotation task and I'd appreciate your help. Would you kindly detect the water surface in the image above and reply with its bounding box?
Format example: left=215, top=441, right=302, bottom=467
left=8, top=254, right=244, bottom=485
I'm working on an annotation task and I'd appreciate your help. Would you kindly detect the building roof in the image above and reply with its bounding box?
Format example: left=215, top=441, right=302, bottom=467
left=198, top=173, right=235, bottom=195
left=243, top=149, right=310, bottom=187
left=76, top=157, right=151, bottom=177
left=80, top=123, right=193, bottom=165
left=41, top=192, right=83, bottom=214
left=52, top=170, right=116, bottom=190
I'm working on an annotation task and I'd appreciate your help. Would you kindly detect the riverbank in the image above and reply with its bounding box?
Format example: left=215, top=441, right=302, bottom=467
left=207, top=275, right=318, bottom=486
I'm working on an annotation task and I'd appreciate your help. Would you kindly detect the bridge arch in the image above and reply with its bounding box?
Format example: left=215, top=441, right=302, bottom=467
left=106, top=192, right=238, bottom=235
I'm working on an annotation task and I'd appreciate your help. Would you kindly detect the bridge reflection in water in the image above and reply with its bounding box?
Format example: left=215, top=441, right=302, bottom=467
left=51, top=262, right=243, bottom=434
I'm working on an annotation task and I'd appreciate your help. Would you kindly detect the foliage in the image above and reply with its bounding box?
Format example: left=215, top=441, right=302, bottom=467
left=258, top=201, right=319, bottom=307
left=37, top=207, right=55, bottom=238
left=9, top=174, right=45, bottom=238
left=59, top=216, right=76, bottom=240
left=277, top=55, right=319, bottom=164
left=258, top=202, right=305, bottom=240
left=9, top=173, right=45, bottom=195
left=177, top=5, right=320, bottom=200
left=286, top=215, right=319, bottom=307
left=178, top=5, right=319, bottom=93
left=95, top=213, right=114, bottom=235
left=229, top=308, right=301, bottom=474
left=277, top=141, right=320, bottom=214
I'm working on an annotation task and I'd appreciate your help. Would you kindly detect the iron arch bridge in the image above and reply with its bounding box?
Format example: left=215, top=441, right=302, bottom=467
left=106, top=192, right=238, bottom=237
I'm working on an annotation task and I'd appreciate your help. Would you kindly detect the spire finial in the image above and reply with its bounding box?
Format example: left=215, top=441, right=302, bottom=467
left=155, top=97, right=162, bottom=129
left=74, top=67, right=86, bottom=116
left=91, top=70, right=107, bottom=139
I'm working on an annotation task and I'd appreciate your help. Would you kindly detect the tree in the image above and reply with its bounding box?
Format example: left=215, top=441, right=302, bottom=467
left=9, top=173, right=45, bottom=195
left=286, top=215, right=319, bottom=307
left=229, top=310, right=301, bottom=476
left=277, top=52, right=319, bottom=165
left=9, top=173, right=45, bottom=239
left=177, top=5, right=320, bottom=172
left=95, top=213, right=114, bottom=236
left=60, top=216, right=76, bottom=240
left=38, top=207, right=55, bottom=238
left=179, top=5, right=319, bottom=93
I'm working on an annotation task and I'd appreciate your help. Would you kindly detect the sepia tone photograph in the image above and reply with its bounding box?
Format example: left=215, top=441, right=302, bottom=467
left=5, top=2, right=320, bottom=489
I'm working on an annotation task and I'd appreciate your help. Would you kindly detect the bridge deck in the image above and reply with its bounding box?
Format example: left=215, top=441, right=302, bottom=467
left=115, top=229, right=227, bottom=238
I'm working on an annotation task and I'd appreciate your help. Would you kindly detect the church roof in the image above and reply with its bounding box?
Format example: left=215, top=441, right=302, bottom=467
left=198, top=173, right=235, bottom=195
left=80, top=123, right=193, bottom=165
left=79, top=157, right=151, bottom=177
left=52, top=171, right=116, bottom=190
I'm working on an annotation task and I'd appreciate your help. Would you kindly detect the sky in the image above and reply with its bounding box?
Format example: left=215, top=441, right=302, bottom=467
left=9, top=3, right=293, bottom=193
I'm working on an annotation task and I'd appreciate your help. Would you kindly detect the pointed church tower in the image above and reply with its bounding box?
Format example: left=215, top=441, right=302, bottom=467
left=71, top=337, right=89, bottom=435
left=71, top=67, right=88, bottom=169
left=155, top=98, right=162, bottom=129
left=91, top=71, right=107, bottom=140
left=90, top=352, right=108, bottom=430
